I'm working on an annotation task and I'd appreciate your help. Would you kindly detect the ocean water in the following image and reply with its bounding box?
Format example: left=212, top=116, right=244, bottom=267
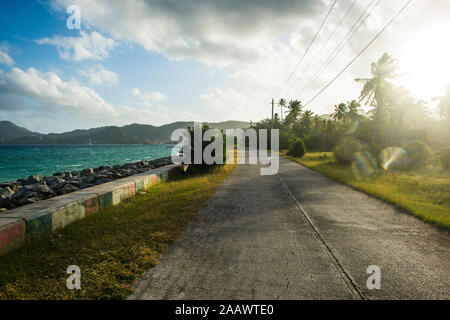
left=0, top=144, right=174, bottom=182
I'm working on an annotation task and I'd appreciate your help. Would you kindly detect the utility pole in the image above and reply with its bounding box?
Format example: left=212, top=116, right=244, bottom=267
left=271, top=98, right=274, bottom=129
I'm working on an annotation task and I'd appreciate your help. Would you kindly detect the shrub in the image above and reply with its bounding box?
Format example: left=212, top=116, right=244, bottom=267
left=334, top=137, right=368, bottom=165
left=439, top=147, right=450, bottom=170
left=402, top=140, right=431, bottom=168
left=184, top=124, right=226, bottom=170
left=279, top=130, right=293, bottom=150
left=288, top=138, right=306, bottom=158
left=303, top=133, right=323, bottom=151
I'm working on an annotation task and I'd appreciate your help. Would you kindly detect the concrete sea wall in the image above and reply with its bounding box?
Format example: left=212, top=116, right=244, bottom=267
left=0, top=164, right=180, bottom=254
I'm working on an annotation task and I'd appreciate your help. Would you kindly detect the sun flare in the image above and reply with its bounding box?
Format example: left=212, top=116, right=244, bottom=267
left=397, top=21, right=450, bottom=104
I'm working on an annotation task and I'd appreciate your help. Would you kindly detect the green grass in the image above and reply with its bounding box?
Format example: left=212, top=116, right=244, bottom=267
left=282, top=151, right=450, bottom=230
left=0, top=164, right=235, bottom=300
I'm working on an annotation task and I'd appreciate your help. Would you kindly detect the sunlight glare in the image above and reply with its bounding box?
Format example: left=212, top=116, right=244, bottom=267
left=397, top=22, right=450, bottom=103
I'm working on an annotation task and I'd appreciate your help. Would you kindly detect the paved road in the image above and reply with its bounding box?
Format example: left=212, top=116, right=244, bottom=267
left=129, top=157, right=450, bottom=300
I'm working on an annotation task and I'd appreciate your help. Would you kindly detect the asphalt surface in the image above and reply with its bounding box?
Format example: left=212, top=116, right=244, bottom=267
left=129, top=157, right=450, bottom=300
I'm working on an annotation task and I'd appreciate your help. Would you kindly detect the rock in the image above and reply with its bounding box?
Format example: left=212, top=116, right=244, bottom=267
left=27, top=184, right=56, bottom=197
left=57, top=184, right=79, bottom=195
left=45, top=176, right=66, bottom=189
left=81, top=168, right=94, bottom=176
left=0, top=182, right=19, bottom=192
left=79, top=183, right=95, bottom=189
left=81, top=175, right=95, bottom=184
left=0, top=197, right=15, bottom=210
left=25, top=174, right=43, bottom=185
left=17, top=178, right=26, bottom=186
left=97, top=169, right=110, bottom=176
left=12, top=184, right=56, bottom=205
left=0, top=187, right=14, bottom=199
left=66, top=179, right=81, bottom=188
left=95, top=177, right=112, bottom=184
left=63, top=172, right=73, bottom=179
left=12, top=190, right=42, bottom=206
left=139, top=161, right=149, bottom=167
left=118, top=169, right=133, bottom=177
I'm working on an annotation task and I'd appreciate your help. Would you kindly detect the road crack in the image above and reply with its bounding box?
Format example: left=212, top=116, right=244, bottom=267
left=278, top=175, right=368, bottom=300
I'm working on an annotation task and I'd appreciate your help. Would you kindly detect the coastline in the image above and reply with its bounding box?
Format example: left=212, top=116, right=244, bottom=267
left=0, top=156, right=173, bottom=213
left=0, top=144, right=175, bottom=182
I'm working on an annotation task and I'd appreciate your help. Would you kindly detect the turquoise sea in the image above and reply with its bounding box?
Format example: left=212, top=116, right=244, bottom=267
left=0, top=145, right=174, bottom=182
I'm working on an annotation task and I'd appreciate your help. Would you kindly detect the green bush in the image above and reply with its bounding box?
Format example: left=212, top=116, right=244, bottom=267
left=303, top=133, right=323, bottom=151
left=402, top=140, right=431, bottom=168
left=334, top=137, right=368, bottom=165
left=288, top=138, right=306, bottom=158
left=279, top=130, right=293, bottom=150
left=439, top=147, right=450, bottom=170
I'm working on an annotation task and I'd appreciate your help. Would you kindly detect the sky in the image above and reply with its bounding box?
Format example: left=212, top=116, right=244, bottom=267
left=0, top=0, right=449, bottom=133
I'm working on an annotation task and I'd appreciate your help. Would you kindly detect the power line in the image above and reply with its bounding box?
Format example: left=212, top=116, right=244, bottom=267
left=303, top=0, right=414, bottom=108
left=281, top=0, right=339, bottom=92
left=287, top=0, right=359, bottom=96
left=298, top=0, right=380, bottom=97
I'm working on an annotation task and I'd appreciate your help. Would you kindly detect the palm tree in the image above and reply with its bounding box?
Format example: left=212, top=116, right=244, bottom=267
left=300, top=110, right=314, bottom=130
left=332, top=103, right=348, bottom=123
left=346, top=100, right=361, bottom=123
left=355, top=53, right=398, bottom=144
left=285, top=100, right=303, bottom=124
left=313, top=115, right=323, bottom=131
left=278, top=98, right=287, bottom=121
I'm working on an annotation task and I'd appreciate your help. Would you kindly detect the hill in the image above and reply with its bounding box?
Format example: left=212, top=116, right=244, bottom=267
left=0, top=121, right=37, bottom=142
left=0, top=120, right=250, bottom=144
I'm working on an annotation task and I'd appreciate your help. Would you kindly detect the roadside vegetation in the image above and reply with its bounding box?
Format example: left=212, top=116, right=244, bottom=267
left=253, top=53, right=449, bottom=229
left=283, top=151, right=450, bottom=230
left=0, top=163, right=235, bottom=299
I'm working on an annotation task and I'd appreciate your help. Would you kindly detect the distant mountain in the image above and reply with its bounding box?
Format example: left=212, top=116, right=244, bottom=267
left=0, top=120, right=250, bottom=145
left=0, top=121, right=38, bottom=142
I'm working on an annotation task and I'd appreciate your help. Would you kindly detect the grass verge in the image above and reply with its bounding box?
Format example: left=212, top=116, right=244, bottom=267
left=0, top=164, right=235, bottom=299
left=282, top=151, right=450, bottom=230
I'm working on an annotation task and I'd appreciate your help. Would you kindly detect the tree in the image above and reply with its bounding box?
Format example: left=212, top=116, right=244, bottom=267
left=285, top=100, right=303, bottom=125
left=355, top=53, right=398, bottom=144
left=332, top=103, right=348, bottom=123
left=300, top=110, right=314, bottom=131
left=346, top=100, right=361, bottom=123
left=278, top=98, right=287, bottom=121
left=313, top=115, right=323, bottom=131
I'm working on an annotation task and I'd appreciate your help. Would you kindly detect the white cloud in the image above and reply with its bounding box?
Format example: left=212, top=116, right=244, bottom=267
left=201, top=88, right=260, bottom=121
left=51, top=0, right=319, bottom=66
left=0, top=67, right=117, bottom=117
left=0, top=67, right=188, bottom=132
left=78, top=64, right=118, bottom=85
left=140, top=91, right=167, bottom=102
left=0, top=50, right=14, bottom=66
left=127, top=88, right=167, bottom=104
left=129, top=88, right=141, bottom=96
left=36, top=31, right=117, bottom=61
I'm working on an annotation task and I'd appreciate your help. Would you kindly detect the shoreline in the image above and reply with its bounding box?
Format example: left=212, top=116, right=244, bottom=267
left=0, top=156, right=173, bottom=213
